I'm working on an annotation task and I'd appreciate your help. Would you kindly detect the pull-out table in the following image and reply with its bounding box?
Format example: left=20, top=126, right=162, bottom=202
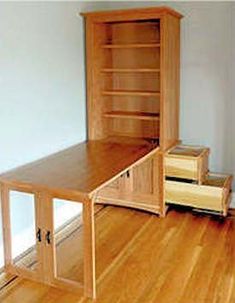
left=0, top=138, right=160, bottom=298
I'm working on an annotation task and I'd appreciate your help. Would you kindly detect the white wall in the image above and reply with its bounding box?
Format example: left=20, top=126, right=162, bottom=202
left=231, top=3, right=235, bottom=206
left=0, top=2, right=102, bottom=173
left=232, top=4, right=235, bottom=165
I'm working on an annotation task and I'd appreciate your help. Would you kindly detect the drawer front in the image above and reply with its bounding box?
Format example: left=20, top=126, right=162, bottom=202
left=165, top=180, right=224, bottom=211
left=198, top=152, right=209, bottom=183
left=165, top=145, right=210, bottom=183
left=165, top=157, right=198, bottom=180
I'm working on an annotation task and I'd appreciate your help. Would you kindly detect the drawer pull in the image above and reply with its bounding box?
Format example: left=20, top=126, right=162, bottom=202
left=36, top=228, right=42, bottom=242
left=46, top=231, right=51, bottom=245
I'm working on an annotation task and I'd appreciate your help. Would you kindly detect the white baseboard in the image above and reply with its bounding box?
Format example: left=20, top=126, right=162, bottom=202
left=231, top=193, right=235, bottom=209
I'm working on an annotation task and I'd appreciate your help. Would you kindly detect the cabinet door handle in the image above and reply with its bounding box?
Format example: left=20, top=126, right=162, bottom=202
left=36, top=228, right=42, bottom=242
left=46, top=231, right=51, bottom=245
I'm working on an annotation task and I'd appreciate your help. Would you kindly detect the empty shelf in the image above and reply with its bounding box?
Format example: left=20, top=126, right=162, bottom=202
left=102, top=90, right=160, bottom=97
left=101, top=68, right=160, bottom=73
left=102, top=43, right=160, bottom=49
left=104, top=111, right=160, bottom=121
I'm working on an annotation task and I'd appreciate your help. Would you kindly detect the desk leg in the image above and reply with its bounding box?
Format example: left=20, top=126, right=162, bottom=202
left=83, top=198, right=96, bottom=299
left=0, top=183, right=12, bottom=269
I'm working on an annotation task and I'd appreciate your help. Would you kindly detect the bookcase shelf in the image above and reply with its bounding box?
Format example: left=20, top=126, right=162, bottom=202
left=101, top=68, right=160, bottom=73
left=102, top=43, right=160, bottom=49
left=102, top=90, right=160, bottom=97
left=104, top=111, right=160, bottom=121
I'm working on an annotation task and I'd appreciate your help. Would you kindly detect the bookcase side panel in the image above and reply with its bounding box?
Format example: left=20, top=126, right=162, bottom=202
left=160, top=15, right=181, bottom=150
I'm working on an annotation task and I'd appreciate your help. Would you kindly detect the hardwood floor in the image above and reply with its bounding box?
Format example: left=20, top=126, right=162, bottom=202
left=0, top=205, right=234, bottom=303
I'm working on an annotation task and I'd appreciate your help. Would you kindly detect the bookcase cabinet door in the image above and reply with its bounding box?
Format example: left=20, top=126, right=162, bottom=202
left=1, top=187, right=94, bottom=295
left=53, top=199, right=84, bottom=285
left=1, top=186, right=43, bottom=282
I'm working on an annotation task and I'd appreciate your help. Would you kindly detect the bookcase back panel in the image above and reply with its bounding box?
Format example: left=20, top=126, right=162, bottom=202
left=102, top=48, right=160, bottom=69
left=102, top=73, right=160, bottom=92
left=106, top=118, right=160, bottom=140
left=108, top=96, right=160, bottom=114
left=95, top=19, right=161, bottom=141
left=106, top=20, right=160, bottom=44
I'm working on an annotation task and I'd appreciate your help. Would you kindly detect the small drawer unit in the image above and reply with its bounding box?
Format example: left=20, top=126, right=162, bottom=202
left=165, top=145, right=210, bottom=184
left=165, top=173, right=233, bottom=216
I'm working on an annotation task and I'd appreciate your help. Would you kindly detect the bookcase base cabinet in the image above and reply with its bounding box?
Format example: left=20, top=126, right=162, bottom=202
left=165, top=173, right=232, bottom=216
left=97, top=149, right=166, bottom=216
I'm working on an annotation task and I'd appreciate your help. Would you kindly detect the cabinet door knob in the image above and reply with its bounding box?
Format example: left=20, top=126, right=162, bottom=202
left=46, top=231, right=51, bottom=244
left=36, top=228, right=42, bottom=242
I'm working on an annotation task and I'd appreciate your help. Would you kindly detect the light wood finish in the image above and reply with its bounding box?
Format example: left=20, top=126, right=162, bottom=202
left=40, top=192, right=54, bottom=285
left=83, top=198, right=96, bottom=298
left=155, top=152, right=165, bottom=216
left=0, top=139, right=159, bottom=298
left=102, top=43, right=160, bottom=49
left=107, top=122, right=159, bottom=141
left=0, top=273, right=17, bottom=290
left=165, top=173, right=233, bottom=215
left=160, top=14, right=181, bottom=150
left=104, top=111, right=160, bottom=121
left=83, top=7, right=182, bottom=147
left=0, top=139, right=154, bottom=199
left=0, top=184, right=94, bottom=297
left=35, top=192, right=44, bottom=282
left=101, top=68, right=160, bottom=73
left=0, top=184, right=11, bottom=268
left=81, top=6, right=183, bottom=20
left=0, top=186, right=43, bottom=284
left=97, top=193, right=161, bottom=214
left=97, top=149, right=164, bottom=215
left=1, top=206, right=235, bottom=303
left=102, top=90, right=160, bottom=97
left=165, top=145, right=210, bottom=183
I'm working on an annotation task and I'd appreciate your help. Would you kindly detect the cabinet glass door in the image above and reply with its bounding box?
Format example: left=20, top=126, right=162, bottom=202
left=9, top=190, right=39, bottom=273
left=53, top=198, right=84, bottom=285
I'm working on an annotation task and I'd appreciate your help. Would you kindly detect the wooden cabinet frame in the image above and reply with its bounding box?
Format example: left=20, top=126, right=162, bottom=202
left=0, top=183, right=96, bottom=298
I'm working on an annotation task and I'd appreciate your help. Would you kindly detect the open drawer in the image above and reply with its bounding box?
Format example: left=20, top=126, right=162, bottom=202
left=165, top=145, right=210, bottom=184
left=165, top=173, right=233, bottom=216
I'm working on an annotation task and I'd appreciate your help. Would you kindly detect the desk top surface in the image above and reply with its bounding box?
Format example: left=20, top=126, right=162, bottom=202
left=0, top=137, right=157, bottom=197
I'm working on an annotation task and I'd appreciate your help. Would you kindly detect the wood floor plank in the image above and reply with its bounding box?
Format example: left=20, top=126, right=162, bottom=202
left=84, top=211, right=189, bottom=303
left=205, top=217, right=235, bottom=303
left=135, top=213, right=208, bottom=303
left=179, top=218, right=232, bottom=303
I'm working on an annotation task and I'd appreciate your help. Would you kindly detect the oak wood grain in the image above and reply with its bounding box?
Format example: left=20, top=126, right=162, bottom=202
left=0, top=139, right=155, bottom=197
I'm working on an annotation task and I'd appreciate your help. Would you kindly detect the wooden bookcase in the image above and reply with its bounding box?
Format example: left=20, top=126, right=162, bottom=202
left=82, top=7, right=182, bottom=150
left=82, top=7, right=182, bottom=216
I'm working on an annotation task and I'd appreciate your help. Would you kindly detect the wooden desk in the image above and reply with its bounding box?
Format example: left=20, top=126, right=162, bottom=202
left=0, top=138, right=159, bottom=299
